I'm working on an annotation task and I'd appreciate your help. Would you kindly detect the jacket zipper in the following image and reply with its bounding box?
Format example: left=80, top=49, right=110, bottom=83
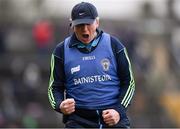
left=96, top=110, right=102, bottom=129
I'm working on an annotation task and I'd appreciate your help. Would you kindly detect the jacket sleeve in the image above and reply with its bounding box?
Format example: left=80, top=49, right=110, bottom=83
left=48, top=42, right=65, bottom=113
left=117, top=48, right=135, bottom=108
left=111, top=36, right=135, bottom=118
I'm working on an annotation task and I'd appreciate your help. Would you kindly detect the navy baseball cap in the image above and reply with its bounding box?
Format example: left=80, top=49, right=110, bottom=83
left=71, top=2, right=98, bottom=26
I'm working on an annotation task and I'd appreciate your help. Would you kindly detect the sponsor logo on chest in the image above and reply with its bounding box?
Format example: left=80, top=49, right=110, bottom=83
left=71, top=65, right=80, bottom=74
left=82, top=56, right=96, bottom=61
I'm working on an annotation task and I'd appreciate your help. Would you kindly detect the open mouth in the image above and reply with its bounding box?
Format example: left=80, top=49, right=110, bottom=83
left=82, top=34, right=89, bottom=39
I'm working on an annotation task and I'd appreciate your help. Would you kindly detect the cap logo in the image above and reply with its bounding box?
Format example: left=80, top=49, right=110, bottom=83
left=79, top=12, right=85, bottom=16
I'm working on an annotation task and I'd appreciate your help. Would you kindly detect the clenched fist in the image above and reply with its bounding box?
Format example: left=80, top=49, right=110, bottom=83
left=60, top=98, right=75, bottom=115
left=102, top=109, right=120, bottom=126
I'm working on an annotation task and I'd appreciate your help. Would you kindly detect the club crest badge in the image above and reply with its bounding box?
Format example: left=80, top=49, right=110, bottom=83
left=101, top=58, right=110, bottom=71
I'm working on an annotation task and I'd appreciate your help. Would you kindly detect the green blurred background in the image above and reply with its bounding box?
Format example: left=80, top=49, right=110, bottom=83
left=0, top=0, right=180, bottom=128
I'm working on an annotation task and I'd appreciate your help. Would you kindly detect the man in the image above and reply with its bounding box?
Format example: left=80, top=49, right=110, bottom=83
left=48, top=2, right=135, bottom=128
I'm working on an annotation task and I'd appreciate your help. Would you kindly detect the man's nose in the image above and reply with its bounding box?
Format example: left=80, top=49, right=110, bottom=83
left=82, top=24, right=88, bottom=30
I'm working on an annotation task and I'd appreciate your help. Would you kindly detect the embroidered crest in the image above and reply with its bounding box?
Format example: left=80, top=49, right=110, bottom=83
left=101, top=58, right=110, bottom=71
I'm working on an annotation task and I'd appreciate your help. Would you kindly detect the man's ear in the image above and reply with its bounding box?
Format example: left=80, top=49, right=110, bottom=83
left=70, top=23, right=75, bottom=30
left=69, top=18, right=73, bottom=28
left=96, top=18, right=99, bottom=28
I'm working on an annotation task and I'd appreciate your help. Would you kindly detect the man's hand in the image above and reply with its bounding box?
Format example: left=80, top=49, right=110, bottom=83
left=60, top=98, right=75, bottom=115
left=102, top=109, right=120, bottom=126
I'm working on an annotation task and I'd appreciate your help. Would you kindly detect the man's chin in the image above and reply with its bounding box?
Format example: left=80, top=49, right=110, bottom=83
left=81, top=39, right=91, bottom=44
